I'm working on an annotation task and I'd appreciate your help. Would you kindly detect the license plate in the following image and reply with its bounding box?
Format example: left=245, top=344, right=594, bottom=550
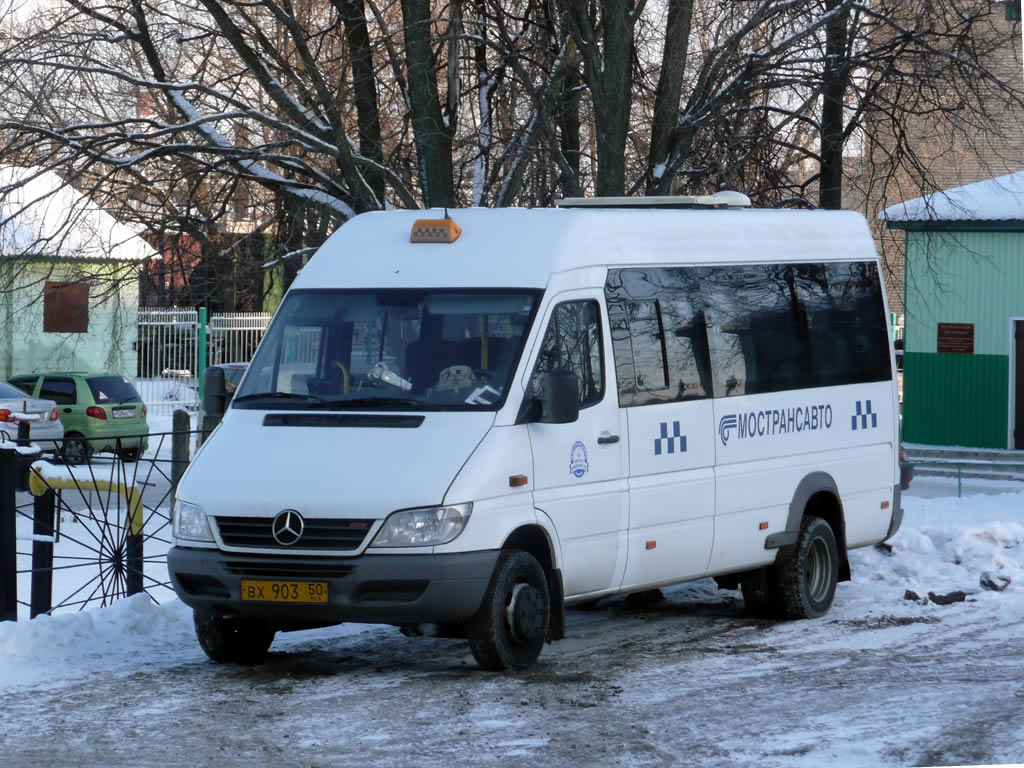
left=112, top=407, right=135, bottom=419
left=240, top=579, right=329, bottom=603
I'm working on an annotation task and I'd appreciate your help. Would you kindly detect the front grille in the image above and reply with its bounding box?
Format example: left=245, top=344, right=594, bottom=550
left=223, top=558, right=355, bottom=579
left=215, top=516, right=374, bottom=551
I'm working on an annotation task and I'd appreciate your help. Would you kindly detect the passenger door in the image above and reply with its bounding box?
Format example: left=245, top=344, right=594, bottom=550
left=605, top=269, right=716, bottom=589
left=527, top=295, right=628, bottom=597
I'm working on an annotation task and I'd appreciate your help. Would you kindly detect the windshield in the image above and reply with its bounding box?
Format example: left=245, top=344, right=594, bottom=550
left=234, top=289, right=541, bottom=411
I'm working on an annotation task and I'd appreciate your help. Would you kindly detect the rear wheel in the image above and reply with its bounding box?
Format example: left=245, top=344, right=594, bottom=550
left=467, top=551, right=550, bottom=671
left=194, top=609, right=275, bottom=665
left=776, top=516, right=838, bottom=619
left=62, top=434, right=92, bottom=465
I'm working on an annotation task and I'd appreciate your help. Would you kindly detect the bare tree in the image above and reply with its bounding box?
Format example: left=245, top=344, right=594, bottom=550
left=0, top=0, right=1019, bottom=303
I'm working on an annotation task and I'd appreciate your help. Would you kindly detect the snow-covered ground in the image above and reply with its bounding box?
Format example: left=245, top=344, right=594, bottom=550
left=2, top=486, right=1024, bottom=766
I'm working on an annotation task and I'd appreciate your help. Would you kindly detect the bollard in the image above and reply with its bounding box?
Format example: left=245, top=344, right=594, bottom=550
left=0, top=441, right=18, bottom=621
left=169, top=409, right=191, bottom=515
left=30, top=489, right=55, bottom=617
left=126, top=439, right=146, bottom=596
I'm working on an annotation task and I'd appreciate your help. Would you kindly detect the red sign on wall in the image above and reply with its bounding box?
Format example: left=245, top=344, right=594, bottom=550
left=937, top=323, right=974, bottom=354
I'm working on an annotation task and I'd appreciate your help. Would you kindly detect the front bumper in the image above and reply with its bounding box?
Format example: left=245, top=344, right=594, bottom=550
left=167, top=547, right=499, bottom=626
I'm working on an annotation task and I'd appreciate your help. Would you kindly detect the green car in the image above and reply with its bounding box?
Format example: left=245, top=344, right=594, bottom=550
left=9, top=372, right=149, bottom=463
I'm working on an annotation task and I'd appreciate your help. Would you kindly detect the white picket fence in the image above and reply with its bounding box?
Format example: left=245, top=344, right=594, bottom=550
left=136, top=308, right=272, bottom=414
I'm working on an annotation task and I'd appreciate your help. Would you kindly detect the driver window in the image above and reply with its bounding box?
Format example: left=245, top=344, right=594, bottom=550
left=530, top=300, right=604, bottom=408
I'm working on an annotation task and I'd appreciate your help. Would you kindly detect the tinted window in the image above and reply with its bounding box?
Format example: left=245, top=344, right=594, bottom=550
left=530, top=300, right=604, bottom=408
left=7, top=377, right=38, bottom=396
left=702, top=265, right=812, bottom=397
left=86, top=376, right=142, bottom=404
left=40, top=378, right=77, bottom=405
left=606, top=261, right=890, bottom=402
left=799, top=262, right=891, bottom=386
left=606, top=268, right=711, bottom=407
left=702, top=262, right=890, bottom=396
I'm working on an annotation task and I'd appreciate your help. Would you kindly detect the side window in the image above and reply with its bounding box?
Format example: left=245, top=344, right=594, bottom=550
left=10, top=376, right=38, bottom=395
left=606, top=268, right=711, bottom=407
left=800, top=262, right=891, bottom=386
left=703, top=261, right=891, bottom=397
left=703, top=265, right=812, bottom=397
left=40, top=377, right=77, bottom=405
left=530, top=300, right=604, bottom=408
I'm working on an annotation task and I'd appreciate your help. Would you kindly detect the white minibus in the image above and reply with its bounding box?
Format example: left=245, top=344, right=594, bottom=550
left=168, top=196, right=901, bottom=670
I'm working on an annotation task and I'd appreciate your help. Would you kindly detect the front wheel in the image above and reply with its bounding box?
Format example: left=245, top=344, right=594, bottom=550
left=776, top=516, right=839, bottom=619
left=467, top=551, right=550, bottom=671
left=194, top=608, right=275, bottom=665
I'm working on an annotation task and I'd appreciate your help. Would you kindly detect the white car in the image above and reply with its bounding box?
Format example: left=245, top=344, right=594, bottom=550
left=0, top=379, right=64, bottom=450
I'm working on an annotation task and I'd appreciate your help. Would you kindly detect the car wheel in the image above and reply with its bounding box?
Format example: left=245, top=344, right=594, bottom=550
left=194, top=609, right=275, bottom=665
left=776, top=516, right=839, bottom=619
left=62, top=434, right=92, bottom=465
left=467, top=550, right=550, bottom=671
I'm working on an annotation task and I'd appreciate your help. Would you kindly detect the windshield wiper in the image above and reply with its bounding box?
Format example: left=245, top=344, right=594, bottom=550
left=232, top=391, right=333, bottom=406
left=335, top=397, right=442, bottom=411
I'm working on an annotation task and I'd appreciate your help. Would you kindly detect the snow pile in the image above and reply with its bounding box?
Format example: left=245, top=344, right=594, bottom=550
left=846, top=492, right=1024, bottom=612
left=0, top=595, right=195, bottom=688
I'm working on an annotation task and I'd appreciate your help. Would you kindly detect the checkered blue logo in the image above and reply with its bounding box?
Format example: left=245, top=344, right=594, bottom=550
left=851, top=400, right=877, bottom=430
left=655, top=421, right=687, bottom=455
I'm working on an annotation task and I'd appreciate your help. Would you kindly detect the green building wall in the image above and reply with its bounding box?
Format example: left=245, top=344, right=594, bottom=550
left=902, top=228, right=1024, bottom=448
left=0, top=258, right=139, bottom=381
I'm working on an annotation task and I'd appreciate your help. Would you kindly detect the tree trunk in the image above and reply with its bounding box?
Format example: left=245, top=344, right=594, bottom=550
left=646, top=0, right=694, bottom=195
left=337, top=0, right=386, bottom=208
left=401, top=0, right=456, bottom=207
left=819, top=0, right=849, bottom=209
left=591, top=0, right=634, bottom=197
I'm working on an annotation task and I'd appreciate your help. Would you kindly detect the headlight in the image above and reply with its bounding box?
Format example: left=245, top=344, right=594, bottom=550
left=370, top=503, right=472, bottom=548
left=173, top=500, right=214, bottom=542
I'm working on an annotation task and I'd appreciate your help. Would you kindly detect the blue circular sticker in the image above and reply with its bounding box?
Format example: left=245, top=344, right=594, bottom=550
left=569, top=440, right=589, bottom=478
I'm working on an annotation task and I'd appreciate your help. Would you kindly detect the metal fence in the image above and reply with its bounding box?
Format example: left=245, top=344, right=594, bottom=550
left=136, top=308, right=271, bottom=414
left=0, top=426, right=198, bottom=620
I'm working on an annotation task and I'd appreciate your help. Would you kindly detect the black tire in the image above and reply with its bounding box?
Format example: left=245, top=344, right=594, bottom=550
left=741, top=567, right=782, bottom=618
left=776, top=516, right=839, bottom=619
left=467, top=551, right=550, bottom=671
left=62, top=434, right=92, bottom=465
left=194, top=608, right=275, bottom=665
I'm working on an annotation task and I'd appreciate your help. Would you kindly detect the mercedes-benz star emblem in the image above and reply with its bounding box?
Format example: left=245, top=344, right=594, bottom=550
left=272, top=509, right=304, bottom=546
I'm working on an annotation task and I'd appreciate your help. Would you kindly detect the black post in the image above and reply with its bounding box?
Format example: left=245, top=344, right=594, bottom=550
left=0, top=443, right=18, bottom=621
left=30, top=490, right=55, bottom=618
left=126, top=532, right=143, bottom=596
left=169, top=409, right=191, bottom=514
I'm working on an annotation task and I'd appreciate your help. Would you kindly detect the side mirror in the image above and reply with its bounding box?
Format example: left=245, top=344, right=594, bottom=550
left=539, top=371, right=580, bottom=424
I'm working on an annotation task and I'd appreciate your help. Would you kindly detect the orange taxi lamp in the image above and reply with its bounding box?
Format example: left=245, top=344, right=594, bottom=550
left=411, top=217, right=461, bottom=243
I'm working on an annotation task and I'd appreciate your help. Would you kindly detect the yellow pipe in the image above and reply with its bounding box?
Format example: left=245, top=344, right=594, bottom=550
left=28, top=468, right=144, bottom=535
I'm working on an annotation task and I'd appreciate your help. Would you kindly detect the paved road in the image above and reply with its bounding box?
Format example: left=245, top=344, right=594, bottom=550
left=2, top=581, right=1022, bottom=767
